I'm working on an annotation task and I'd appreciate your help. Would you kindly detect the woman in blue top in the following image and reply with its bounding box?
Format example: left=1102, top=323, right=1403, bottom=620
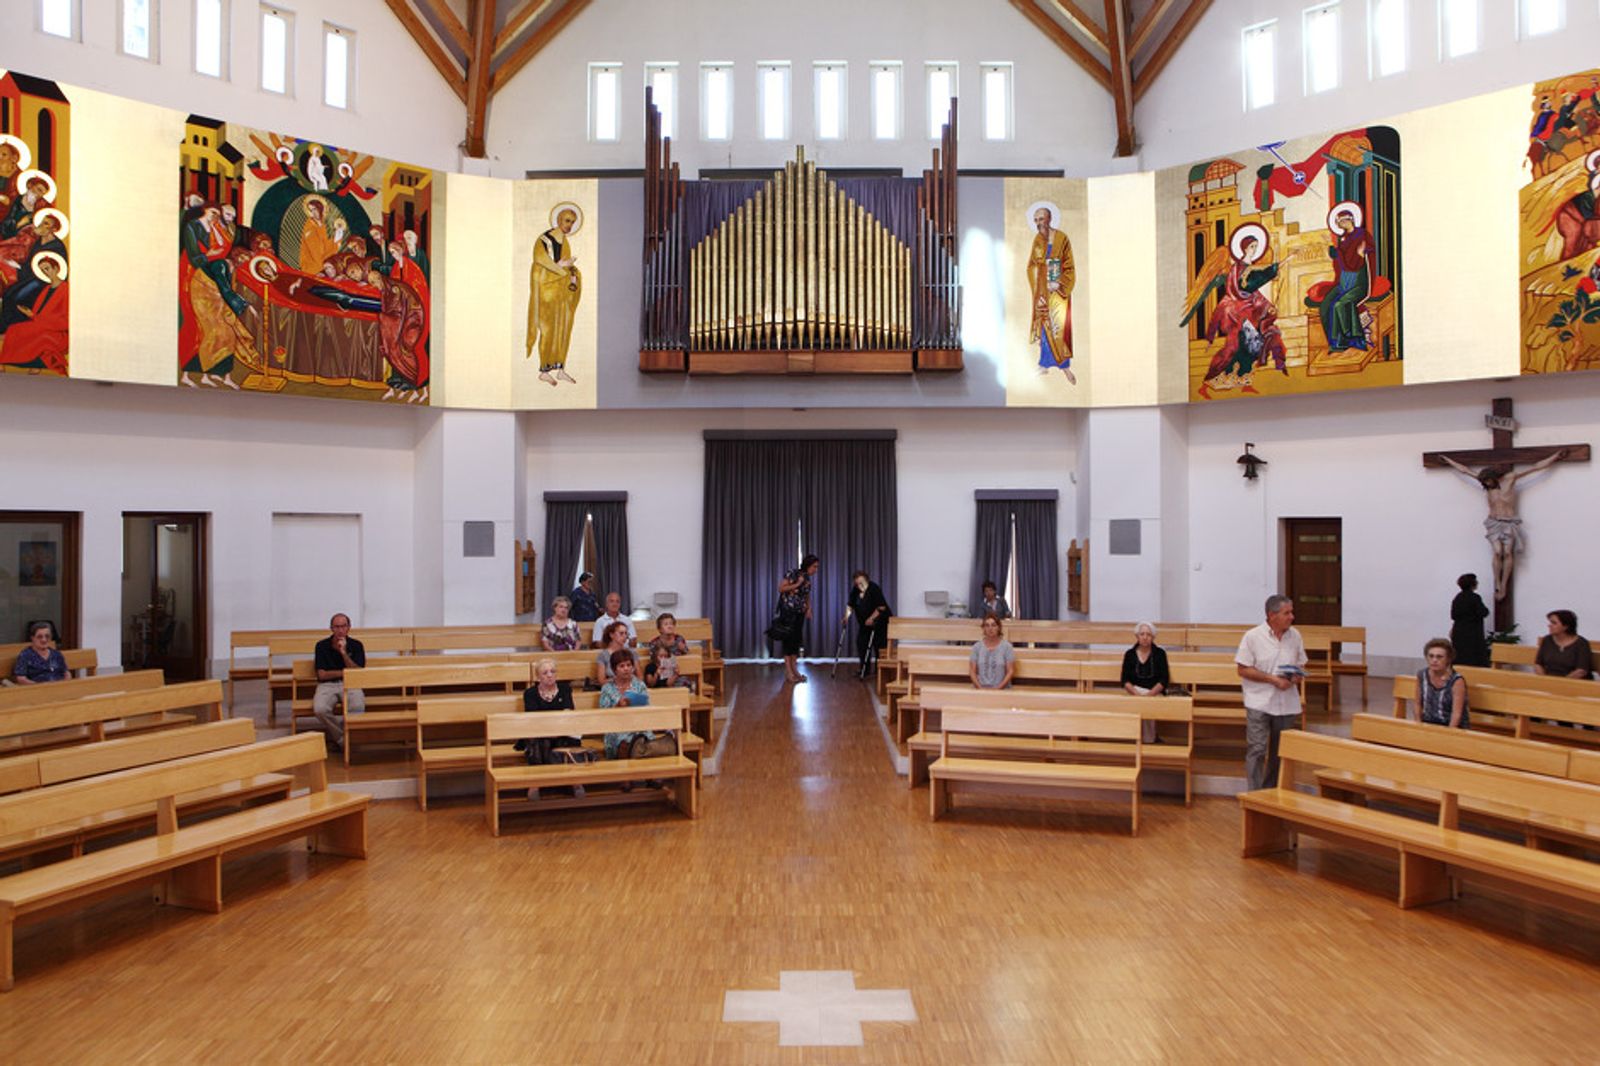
left=1416, top=638, right=1469, bottom=728
left=599, top=649, right=653, bottom=757
left=12, top=622, right=67, bottom=685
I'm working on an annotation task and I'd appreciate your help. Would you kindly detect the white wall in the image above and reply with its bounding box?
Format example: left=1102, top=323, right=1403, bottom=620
left=485, top=0, right=1120, bottom=177
left=523, top=406, right=1082, bottom=620
left=1182, top=373, right=1600, bottom=667
left=1136, top=0, right=1600, bottom=170
left=0, top=374, right=422, bottom=670
left=0, top=0, right=466, bottom=172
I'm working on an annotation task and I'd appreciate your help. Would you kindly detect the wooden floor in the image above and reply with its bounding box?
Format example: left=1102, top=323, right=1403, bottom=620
left=3, top=667, right=1599, bottom=1062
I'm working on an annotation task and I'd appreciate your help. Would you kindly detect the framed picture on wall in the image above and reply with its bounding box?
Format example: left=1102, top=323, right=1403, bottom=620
left=18, top=541, right=57, bottom=587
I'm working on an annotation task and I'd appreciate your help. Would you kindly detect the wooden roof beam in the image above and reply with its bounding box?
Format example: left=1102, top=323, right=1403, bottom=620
left=1104, top=0, right=1135, bottom=156
left=1129, top=0, right=1179, bottom=57
left=413, top=0, right=470, bottom=56
left=493, top=0, right=555, bottom=58
left=384, top=0, right=467, bottom=103
left=464, top=0, right=497, bottom=157
left=1050, top=0, right=1109, bottom=54
left=489, top=0, right=593, bottom=93
left=1133, top=0, right=1213, bottom=102
left=1009, top=0, right=1113, bottom=93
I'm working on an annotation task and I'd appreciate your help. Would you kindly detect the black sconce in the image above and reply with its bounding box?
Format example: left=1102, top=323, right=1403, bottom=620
left=1237, top=443, right=1267, bottom=480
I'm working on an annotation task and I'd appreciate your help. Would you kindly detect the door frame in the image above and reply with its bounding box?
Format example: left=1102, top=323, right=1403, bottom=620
left=123, top=511, right=210, bottom=680
left=0, top=510, right=81, bottom=646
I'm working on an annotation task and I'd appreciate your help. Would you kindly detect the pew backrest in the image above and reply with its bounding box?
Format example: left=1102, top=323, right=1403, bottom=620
left=0, top=647, right=98, bottom=680
left=342, top=661, right=530, bottom=692
left=0, top=718, right=258, bottom=795
left=1457, top=664, right=1600, bottom=701
left=485, top=707, right=684, bottom=745
left=940, top=707, right=1142, bottom=748
left=1349, top=712, right=1571, bottom=777
left=1389, top=673, right=1600, bottom=729
left=0, top=679, right=222, bottom=744
left=1490, top=643, right=1539, bottom=670
left=0, top=670, right=165, bottom=714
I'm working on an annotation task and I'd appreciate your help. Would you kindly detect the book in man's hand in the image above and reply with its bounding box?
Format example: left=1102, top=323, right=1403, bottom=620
left=1275, top=664, right=1307, bottom=678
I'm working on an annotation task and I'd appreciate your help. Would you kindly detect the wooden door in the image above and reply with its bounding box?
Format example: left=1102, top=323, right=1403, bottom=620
left=1284, top=518, right=1342, bottom=626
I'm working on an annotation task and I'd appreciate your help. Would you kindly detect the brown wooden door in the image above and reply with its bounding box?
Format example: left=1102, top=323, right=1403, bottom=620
left=1284, top=518, right=1342, bottom=626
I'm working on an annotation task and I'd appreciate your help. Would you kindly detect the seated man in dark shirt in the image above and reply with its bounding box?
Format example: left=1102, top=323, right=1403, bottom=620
left=569, top=571, right=602, bottom=623
left=312, top=613, right=366, bottom=751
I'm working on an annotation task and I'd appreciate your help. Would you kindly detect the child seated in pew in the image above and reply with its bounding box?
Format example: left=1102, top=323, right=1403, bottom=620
left=644, top=616, right=693, bottom=690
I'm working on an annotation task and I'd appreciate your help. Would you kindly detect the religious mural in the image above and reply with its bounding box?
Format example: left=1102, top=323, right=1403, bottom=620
left=177, top=117, right=433, bottom=402
left=1164, top=127, right=1402, bottom=402
left=0, top=72, right=70, bottom=378
left=511, top=179, right=597, bottom=409
left=1004, top=177, right=1088, bottom=407
left=1519, top=69, right=1600, bottom=376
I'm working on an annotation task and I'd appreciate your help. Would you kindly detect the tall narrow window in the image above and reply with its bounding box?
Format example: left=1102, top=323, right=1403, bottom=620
left=122, top=0, right=156, bottom=59
left=814, top=62, right=847, bottom=141
left=1303, top=4, right=1340, bottom=95
left=758, top=61, right=791, bottom=141
left=1242, top=21, right=1277, bottom=110
left=40, top=0, right=75, bottom=39
left=195, top=0, right=226, bottom=77
left=926, top=62, right=957, bottom=139
left=260, top=5, right=293, bottom=95
left=701, top=62, right=732, bottom=141
left=980, top=62, right=1013, bottom=141
left=645, top=62, right=678, bottom=139
left=870, top=61, right=902, bottom=140
left=1438, top=0, right=1479, bottom=58
left=1368, top=0, right=1406, bottom=77
left=1518, top=0, right=1562, bottom=38
left=588, top=63, right=621, bottom=142
left=323, top=24, right=352, bottom=109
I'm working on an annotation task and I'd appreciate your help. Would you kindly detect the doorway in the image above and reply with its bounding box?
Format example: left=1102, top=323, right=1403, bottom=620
left=1283, top=517, right=1342, bottom=626
left=122, top=513, right=210, bottom=681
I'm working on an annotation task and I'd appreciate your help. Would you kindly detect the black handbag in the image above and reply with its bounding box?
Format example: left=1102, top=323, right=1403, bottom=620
left=765, top=608, right=802, bottom=644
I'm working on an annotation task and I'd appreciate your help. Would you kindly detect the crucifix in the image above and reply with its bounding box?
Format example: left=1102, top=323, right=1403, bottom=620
left=1423, top=397, right=1590, bottom=633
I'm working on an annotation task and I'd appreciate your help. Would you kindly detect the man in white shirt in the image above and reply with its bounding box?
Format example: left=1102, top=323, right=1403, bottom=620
left=1235, top=594, right=1306, bottom=791
left=590, top=591, right=637, bottom=647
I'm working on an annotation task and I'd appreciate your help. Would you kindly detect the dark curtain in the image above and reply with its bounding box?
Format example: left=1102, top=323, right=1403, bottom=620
left=588, top=501, right=631, bottom=611
left=703, top=437, right=897, bottom=658
left=540, top=501, right=588, bottom=618
left=798, top=438, right=897, bottom=659
left=970, top=500, right=1012, bottom=618
left=1013, top=499, right=1060, bottom=621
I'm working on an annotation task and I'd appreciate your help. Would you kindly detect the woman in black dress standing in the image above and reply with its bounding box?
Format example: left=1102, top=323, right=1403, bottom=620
left=1449, top=573, right=1490, bottom=667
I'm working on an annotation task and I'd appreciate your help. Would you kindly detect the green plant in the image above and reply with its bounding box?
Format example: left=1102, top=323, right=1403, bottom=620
left=1489, top=623, right=1520, bottom=645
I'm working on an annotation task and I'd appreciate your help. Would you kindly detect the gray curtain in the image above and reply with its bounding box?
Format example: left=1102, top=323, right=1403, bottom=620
left=1013, top=499, right=1059, bottom=620
left=799, top=439, right=897, bottom=657
left=541, top=501, right=588, bottom=618
left=703, top=436, right=897, bottom=658
left=970, top=500, right=1012, bottom=617
left=588, top=500, right=631, bottom=611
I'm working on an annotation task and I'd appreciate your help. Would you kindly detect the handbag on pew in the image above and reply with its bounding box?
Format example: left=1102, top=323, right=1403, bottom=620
left=627, top=731, right=679, bottom=759
left=553, top=746, right=600, bottom=765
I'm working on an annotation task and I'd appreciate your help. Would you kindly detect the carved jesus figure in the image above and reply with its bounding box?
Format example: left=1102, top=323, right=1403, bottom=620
left=1438, top=450, right=1565, bottom=601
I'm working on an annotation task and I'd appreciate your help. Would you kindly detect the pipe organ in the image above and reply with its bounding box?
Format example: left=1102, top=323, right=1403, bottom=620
left=639, top=90, right=962, bottom=375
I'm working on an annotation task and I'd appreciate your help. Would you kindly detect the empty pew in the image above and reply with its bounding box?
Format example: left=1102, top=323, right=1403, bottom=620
left=1239, top=730, right=1600, bottom=915
left=0, top=719, right=293, bottom=864
left=907, top=687, right=1194, bottom=802
left=1455, top=664, right=1600, bottom=703
left=929, top=707, right=1144, bottom=832
left=0, top=670, right=165, bottom=715
left=0, top=679, right=227, bottom=760
left=415, top=685, right=699, bottom=809
left=0, top=733, right=368, bottom=990
left=1490, top=643, right=1540, bottom=671
left=334, top=661, right=531, bottom=765
left=484, top=708, right=697, bottom=834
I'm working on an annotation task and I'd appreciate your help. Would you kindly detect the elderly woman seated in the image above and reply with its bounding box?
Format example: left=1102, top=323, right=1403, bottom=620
left=11, top=622, right=67, bottom=685
left=1121, top=622, right=1170, bottom=743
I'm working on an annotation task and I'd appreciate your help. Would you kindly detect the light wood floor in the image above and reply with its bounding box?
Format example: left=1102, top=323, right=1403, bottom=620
left=3, top=667, right=1599, bottom=1063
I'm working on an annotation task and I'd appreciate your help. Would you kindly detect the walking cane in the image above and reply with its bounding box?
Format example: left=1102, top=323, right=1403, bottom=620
left=830, top=616, right=851, bottom=678
left=858, top=628, right=878, bottom=681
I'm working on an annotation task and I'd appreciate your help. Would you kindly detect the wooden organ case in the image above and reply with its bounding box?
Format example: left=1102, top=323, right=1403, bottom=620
left=639, top=91, right=962, bottom=376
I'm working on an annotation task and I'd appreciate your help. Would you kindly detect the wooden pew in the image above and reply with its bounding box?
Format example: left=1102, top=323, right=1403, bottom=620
left=334, top=662, right=531, bottom=765
left=484, top=708, right=697, bottom=834
left=907, top=687, right=1194, bottom=802
left=0, top=680, right=225, bottom=757
left=266, top=632, right=414, bottom=721
left=1389, top=674, right=1600, bottom=742
left=0, top=647, right=98, bottom=680
left=633, top=618, right=724, bottom=698
left=895, top=659, right=1081, bottom=746
left=929, top=707, right=1143, bottom=832
left=1314, top=713, right=1600, bottom=854
left=0, top=719, right=293, bottom=865
left=1239, top=730, right=1600, bottom=914
left=1302, top=625, right=1369, bottom=701
left=0, top=670, right=165, bottom=715
left=414, top=686, right=699, bottom=810
left=1456, top=664, right=1600, bottom=702
left=407, top=625, right=541, bottom=653
left=227, top=628, right=323, bottom=714
left=1490, top=643, right=1540, bottom=671
left=0, top=733, right=368, bottom=990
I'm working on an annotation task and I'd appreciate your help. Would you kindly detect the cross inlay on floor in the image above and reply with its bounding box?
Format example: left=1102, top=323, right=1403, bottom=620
left=722, top=970, right=917, bottom=1047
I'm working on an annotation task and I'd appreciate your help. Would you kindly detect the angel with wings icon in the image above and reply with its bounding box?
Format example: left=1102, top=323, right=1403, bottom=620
left=1179, top=222, right=1287, bottom=398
